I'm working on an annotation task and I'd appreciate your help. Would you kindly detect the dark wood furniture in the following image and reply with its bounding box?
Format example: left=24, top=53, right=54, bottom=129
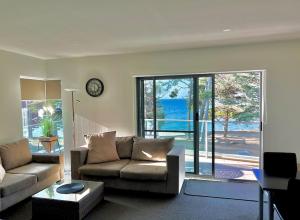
left=253, top=169, right=300, bottom=220
left=32, top=180, right=104, bottom=220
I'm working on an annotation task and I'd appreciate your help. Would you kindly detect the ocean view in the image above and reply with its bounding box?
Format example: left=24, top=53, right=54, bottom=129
left=155, top=99, right=259, bottom=131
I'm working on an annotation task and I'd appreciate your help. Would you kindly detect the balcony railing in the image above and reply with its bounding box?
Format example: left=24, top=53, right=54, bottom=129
left=144, top=118, right=260, bottom=162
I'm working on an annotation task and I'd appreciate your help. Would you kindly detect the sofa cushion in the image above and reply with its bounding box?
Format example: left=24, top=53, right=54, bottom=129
left=116, top=136, right=134, bottom=158
left=7, top=163, right=60, bottom=181
left=132, top=137, right=174, bottom=162
left=0, top=173, right=37, bottom=197
left=0, top=139, right=32, bottom=170
left=120, top=160, right=167, bottom=181
left=86, top=131, right=120, bottom=164
left=79, top=159, right=130, bottom=177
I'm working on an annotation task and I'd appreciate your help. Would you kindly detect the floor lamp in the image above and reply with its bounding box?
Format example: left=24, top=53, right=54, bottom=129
left=64, top=89, right=80, bottom=149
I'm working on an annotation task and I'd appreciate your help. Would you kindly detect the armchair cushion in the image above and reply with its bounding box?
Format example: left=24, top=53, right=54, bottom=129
left=120, top=160, right=167, bottom=181
left=0, top=139, right=32, bottom=170
left=132, top=137, right=174, bottom=162
left=79, top=159, right=130, bottom=177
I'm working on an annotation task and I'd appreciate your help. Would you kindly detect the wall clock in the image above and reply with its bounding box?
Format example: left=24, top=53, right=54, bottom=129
left=86, top=78, right=104, bottom=97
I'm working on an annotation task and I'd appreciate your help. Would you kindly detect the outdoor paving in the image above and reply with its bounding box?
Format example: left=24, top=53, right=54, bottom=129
left=185, top=131, right=260, bottom=180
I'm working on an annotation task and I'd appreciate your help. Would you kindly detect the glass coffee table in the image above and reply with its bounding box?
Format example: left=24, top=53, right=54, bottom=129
left=32, top=180, right=104, bottom=220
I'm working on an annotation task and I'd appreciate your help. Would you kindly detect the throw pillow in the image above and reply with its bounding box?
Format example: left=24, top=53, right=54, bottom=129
left=86, top=131, right=120, bottom=164
left=116, top=136, right=134, bottom=158
left=0, top=138, right=32, bottom=170
left=0, top=163, right=5, bottom=183
left=132, top=137, right=174, bottom=162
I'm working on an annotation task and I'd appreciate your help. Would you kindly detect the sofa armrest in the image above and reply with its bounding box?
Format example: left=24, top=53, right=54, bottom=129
left=71, top=146, right=88, bottom=180
left=32, top=153, right=64, bottom=179
left=166, top=145, right=185, bottom=194
left=32, top=153, right=63, bottom=164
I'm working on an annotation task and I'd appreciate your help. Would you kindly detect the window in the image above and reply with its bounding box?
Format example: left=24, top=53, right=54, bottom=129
left=20, top=79, right=64, bottom=153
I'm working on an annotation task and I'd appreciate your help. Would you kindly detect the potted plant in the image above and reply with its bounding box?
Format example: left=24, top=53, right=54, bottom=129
left=38, top=116, right=58, bottom=152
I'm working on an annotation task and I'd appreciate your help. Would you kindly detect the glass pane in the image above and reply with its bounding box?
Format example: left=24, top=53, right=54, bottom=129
left=198, top=77, right=213, bottom=176
left=155, top=78, right=193, bottom=131
left=22, top=100, right=64, bottom=153
left=144, top=80, right=154, bottom=130
left=144, top=131, right=154, bottom=139
left=157, top=132, right=194, bottom=173
left=214, top=72, right=260, bottom=180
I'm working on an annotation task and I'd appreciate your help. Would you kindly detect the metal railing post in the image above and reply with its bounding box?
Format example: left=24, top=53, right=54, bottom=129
left=205, top=121, right=208, bottom=158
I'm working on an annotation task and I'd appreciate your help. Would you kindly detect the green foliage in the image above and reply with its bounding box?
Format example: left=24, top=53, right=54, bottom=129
left=215, top=72, right=260, bottom=137
left=27, top=100, right=44, bottom=113
left=41, top=117, right=54, bottom=137
left=215, top=72, right=260, bottom=122
left=144, top=80, right=165, bottom=119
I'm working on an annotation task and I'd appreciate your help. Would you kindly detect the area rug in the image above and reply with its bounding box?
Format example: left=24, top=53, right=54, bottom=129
left=184, top=179, right=265, bottom=202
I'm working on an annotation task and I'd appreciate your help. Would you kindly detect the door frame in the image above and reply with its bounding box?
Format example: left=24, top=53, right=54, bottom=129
left=136, top=70, right=263, bottom=178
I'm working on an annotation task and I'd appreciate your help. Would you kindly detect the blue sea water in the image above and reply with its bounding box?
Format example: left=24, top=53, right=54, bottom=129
left=156, top=99, right=259, bottom=131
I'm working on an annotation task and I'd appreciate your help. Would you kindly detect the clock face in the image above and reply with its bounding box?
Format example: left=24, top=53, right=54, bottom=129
left=86, top=78, right=104, bottom=97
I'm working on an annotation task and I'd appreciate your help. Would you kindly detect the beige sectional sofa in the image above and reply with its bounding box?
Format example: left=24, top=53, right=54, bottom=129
left=71, top=136, right=185, bottom=194
left=0, top=139, right=63, bottom=211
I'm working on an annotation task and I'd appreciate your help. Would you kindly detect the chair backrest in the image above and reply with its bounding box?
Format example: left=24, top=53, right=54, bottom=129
left=264, top=152, right=297, bottom=178
left=287, top=178, right=300, bottom=219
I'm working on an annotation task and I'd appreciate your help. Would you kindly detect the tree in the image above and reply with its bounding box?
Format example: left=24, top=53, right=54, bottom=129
left=215, top=73, right=260, bottom=137
left=234, top=73, right=260, bottom=122
left=143, top=80, right=164, bottom=130
left=198, top=78, right=212, bottom=143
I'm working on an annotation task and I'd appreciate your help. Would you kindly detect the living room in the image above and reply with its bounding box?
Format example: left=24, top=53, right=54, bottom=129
left=0, top=1, right=300, bottom=219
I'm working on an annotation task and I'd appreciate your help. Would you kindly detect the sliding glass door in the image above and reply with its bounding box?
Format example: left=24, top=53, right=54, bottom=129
left=137, top=76, right=196, bottom=172
left=213, top=72, right=261, bottom=180
left=137, top=72, right=261, bottom=179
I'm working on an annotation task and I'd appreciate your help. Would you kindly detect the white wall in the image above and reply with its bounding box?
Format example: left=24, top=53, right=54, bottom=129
left=0, top=50, right=45, bottom=143
left=46, top=39, right=300, bottom=167
left=0, top=39, right=298, bottom=170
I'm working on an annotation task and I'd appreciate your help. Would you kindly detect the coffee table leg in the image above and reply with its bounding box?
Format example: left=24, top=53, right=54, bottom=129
left=268, top=191, right=274, bottom=220
left=259, top=186, right=263, bottom=220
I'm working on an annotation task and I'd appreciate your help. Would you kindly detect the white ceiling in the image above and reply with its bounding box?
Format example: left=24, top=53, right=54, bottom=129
left=1, top=0, right=300, bottom=59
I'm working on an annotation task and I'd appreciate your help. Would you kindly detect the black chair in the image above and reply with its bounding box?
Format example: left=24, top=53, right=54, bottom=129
left=274, top=178, right=300, bottom=220
left=264, top=152, right=297, bottom=178
left=263, top=152, right=297, bottom=220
